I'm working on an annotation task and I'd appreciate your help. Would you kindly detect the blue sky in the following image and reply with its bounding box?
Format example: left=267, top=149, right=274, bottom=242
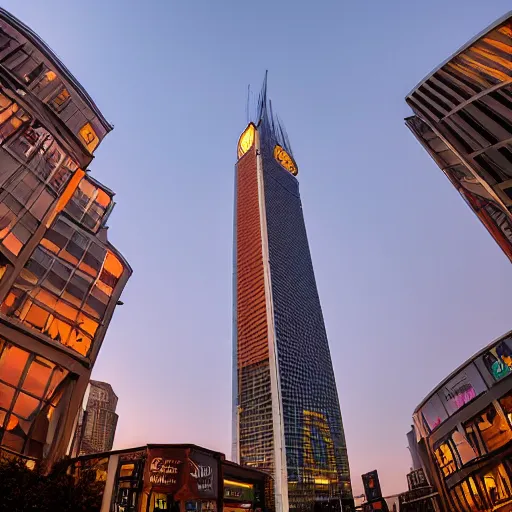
left=4, top=0, right=512, bottom=496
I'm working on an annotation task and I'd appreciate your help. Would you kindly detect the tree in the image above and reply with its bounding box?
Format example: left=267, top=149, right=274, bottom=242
left=0, top=456, right=104, bottom=512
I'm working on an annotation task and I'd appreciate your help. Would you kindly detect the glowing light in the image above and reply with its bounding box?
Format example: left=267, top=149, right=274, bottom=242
left=224, top=479, right=253, bottom=489
left=79, top=123, right=99, bottom=153
left=314, top=478, right=330, bottom=485
left=237, top=123, right=256, bottom=159
left=273, top=144, right=298, bottom=175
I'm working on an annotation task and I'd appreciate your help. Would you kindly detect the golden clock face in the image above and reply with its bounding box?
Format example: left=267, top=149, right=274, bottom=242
left=273, top=144, right=298, bottom=175
left=237, top=123, right=256, bottom=159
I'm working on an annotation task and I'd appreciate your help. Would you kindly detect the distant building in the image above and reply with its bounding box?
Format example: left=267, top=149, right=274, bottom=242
left=77, top=381, right=118, bottom=455
left=406, top=12, right=512, bottom=262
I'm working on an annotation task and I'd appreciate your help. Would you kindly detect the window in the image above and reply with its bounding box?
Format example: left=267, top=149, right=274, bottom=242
left=422, top=394, right=448, bottom=431
left=464, top=404, right=512, bottom=456
left=482, top=464, right=512, bottom=507
left=0, top=92, right=31, bottom=143
left=434, top=438, right=457, bottom=477
left=79, top=123, right=99, bottom=153
left=31, top=70, right=57, bottom=96
left=50, top=88, right=70, bottom=112
left=64, top=177, right=112, bottom=232
left=439, top=364, right=487, bottom=416
left=482, top=339, right=512, bottom=381
left=0, top=219, right=124, bottom=357
left=0, top=341, right=68, bottom=458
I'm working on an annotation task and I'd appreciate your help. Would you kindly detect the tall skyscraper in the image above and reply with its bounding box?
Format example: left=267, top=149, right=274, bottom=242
left=406, top=13, right=512, bottom=262
left=77, top=380, right=119, bottom=455
left=232, top=76, right=353, bottom=512
left=0, top=9, right=130, bottom=467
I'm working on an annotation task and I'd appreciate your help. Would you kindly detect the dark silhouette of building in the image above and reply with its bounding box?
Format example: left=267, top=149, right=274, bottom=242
left=232, top=75, right=353, bottom=512
left=406, top=12, right=512, bottom=262
left=0, top=8, right=131, bottom=467
left=78, top=380, right=118, bottom=455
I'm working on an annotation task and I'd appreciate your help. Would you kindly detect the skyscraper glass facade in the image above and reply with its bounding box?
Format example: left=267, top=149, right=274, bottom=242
left=233, top=79, right=353, bottom=512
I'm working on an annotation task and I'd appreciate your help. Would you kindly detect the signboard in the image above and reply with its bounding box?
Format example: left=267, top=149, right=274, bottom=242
left=407, top=468, right=427, bottom=491
left=439, top=364, right=486, bottom=416
left=224, top=480, right=255, bottom=502
left=144, top=448, right=219, bottom=501
left=362, top=470, right=382, bottom=502
left=144, top=447, right=185, bottom=493
left=189, top=449, right=218, bottom=500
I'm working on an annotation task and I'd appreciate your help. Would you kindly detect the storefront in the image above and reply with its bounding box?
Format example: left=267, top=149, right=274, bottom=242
left=68, top=444, right=272, bottom=512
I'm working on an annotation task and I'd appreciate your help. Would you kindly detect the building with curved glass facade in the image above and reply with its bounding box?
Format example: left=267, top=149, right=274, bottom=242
left=411, top=330, right=512, bottom=511
left=0, top=8, right=131, bottom=467
left=406, top=12, right=512, bottom=262
left=232, top=77, right=353, bottom=512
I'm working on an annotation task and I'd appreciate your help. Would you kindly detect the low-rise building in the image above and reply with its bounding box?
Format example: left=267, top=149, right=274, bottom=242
left=68, top=443, right=274, bottom=512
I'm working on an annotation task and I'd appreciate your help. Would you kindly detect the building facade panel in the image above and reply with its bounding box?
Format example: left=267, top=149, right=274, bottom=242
left=234, top=130, right=275, bottom=477
left=406, top=13, right=512, bottom=262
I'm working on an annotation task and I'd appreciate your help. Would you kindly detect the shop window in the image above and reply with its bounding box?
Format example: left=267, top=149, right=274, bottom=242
left=452, top=430, right=477, bottom=465
left=464, top=404, right=512, bottom=455
left=79, top=123, right=99, bottom=153
left=483, top=464, right=512, bottom=507
left=434, top=437, right=457, bottom=477
left=119, top=463, right=135, bottom=478
left=500, top=390, right=512, bottom=426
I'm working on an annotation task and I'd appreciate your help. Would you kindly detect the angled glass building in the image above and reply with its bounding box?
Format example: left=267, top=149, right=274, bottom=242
left=406, top=12, right=512, bottom=262
left=232, top=77, right=353, bottom=512
left=0, top=8, right=131, bottom=467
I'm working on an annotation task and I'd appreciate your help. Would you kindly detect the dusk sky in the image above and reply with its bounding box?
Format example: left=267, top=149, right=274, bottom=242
left=4, top=0, right=512, bottom=497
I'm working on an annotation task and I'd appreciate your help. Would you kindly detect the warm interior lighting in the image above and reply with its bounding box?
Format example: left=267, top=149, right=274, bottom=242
left=79, top=123, right=99, bottom=153
left=273, top=144, right=298, bottom=175
left=237, top=123, right=256, bottom=159
left=224, top=479, right=253, bottom=489
left=314, top=478, right=330, bottom=485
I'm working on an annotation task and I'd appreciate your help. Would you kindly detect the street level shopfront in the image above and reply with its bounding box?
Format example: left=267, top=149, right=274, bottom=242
left=68, top=444, right=273, bottom=512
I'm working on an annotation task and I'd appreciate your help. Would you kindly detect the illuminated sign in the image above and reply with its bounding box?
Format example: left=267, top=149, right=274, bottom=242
left=224, top=479, right=254, bottom=502
left=149, top=457, right=181, bottom=486
left=273, top=144, right=298, bottom=175
left=237, top=123, right=256, bottom=159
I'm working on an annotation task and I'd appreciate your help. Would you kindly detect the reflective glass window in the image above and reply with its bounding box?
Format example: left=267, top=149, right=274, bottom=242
left=0, top=341, right=68, bottom=457
left=464, top=404, right=512, bottom=455
left=64, top=177, right=112, bottom=232
left=438, top=364, right=487, bottom=416
left=483, top=464, right=512, bottom=508
left=434, top=437, right=457, bottom=477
